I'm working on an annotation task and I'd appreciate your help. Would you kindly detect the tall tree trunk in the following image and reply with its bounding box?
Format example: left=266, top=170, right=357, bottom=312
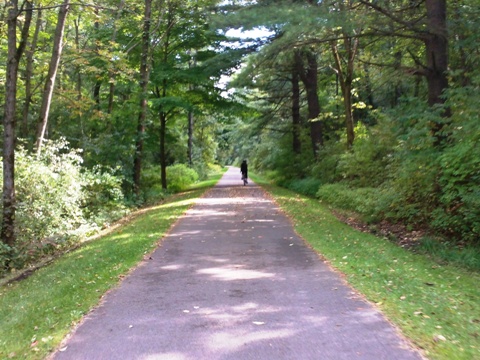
left=451, top=3, right=470, bottom=87
left=133, top=0, right=152, bottom=195
left=295, top=49, right=323, bottom=158
left=160, top=110, right=167, bottom=189
left=187, top=53, right=196, bottom=166
left=363, top=63, right=375, bottom=108
left=93, top=6, right=101, bottom=109
left=2, top=0, right=32, bottom=249
left=35, top=0, right=70, bottom=155
left=425, top=0, right=449, bottom=108
left=330, top=33, right=359, bottom=150
left=74, top=16, right=82, bottom=100
left=107, top=0, right=127, bottom=114
left=187, top=110, right=194, bottom=166
left=291, top=61, right=302, bottom=154
left=21, top=7, right=42, bottom=140
left=359, top=0, right=450, bottom=120
left=158, top=7, right=174, bottom=190
left=424, top=0, right=450, bottom=144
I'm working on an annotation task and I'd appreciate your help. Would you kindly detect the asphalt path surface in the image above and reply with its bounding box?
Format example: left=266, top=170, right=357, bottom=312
left=52, top=167, right=423, bottom=360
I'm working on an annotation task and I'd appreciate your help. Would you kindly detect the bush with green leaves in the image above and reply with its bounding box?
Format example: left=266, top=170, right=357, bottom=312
left=81, top=166, right=129, bottom=227
left=0, top=139, right=129, bottom=272
left=138, top=165, right=167, bottom=204
left=285, top=177, right=322, bottom=197
left=336, top=121, right=396, bottom=188
left=316, top=183, right=380, bottom=221
left=167, top=164, right=199, bottom=192
left=5, top=140, right=86, bottom=265
left=431, top=86, right=480, bottom=243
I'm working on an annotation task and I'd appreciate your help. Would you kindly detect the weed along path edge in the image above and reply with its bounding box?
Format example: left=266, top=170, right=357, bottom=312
left=52, top=167, right=423, bottom=360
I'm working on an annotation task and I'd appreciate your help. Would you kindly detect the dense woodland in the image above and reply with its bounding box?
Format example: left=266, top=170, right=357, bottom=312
left=1, top=0, right=479, bottom=272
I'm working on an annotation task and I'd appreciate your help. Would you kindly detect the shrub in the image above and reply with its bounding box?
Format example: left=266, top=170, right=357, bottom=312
left=0, top=139, right=129, bottom=272
left=286, top=177, right=322, bottom=197
left=316, top=183, right=380, bottom=220
left=4, top=140, right=86, bottom=265
left=192, top=162, right=223, bottom=181
left=310, top=141, right=344, bottom=185
left=81, top=166, right=128, bottom=227
left=336, top=122, right=396, bottom=187
left=167, top=164, right=199, bottom=192
left=433, top=107, right=480, bottom=242
left=140, top=165, right=167, bottom=203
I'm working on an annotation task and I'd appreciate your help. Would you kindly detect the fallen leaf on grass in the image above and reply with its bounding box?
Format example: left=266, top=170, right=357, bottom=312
left=433, top=335, right=446, bottom=342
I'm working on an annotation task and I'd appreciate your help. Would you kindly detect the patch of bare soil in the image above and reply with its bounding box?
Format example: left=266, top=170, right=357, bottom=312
left=333, top=212, right=427, bottom=250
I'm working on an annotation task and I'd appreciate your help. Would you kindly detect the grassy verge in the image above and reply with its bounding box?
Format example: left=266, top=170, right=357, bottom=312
left=253, top=175, right=480, bottom=360
left=0, top=172, right=223, bottom=360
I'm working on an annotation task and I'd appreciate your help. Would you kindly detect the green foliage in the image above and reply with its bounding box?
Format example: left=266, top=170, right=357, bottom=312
left=140, top=166, right=167, bottom=204
left=12, top=141, right=86, bottom=262
left=310, top=141, right=345, bottom=184
left=0, top=140, right=128, bottom=273
left=336, top=121, right=395, bottom=187
left=249, top=130, right=315, bottom=186
left=192, top=162, right=223, bottom=181
left=81, top=166, right=128, bottom=227
left=419, top=237, right=480, bottom=271
left=0, top=243, right=15, bottom=271
left=167, top=164, right=199, bottom=192
left=432, top=86, right=480, bottom=242
left=284, top=177, right=322, bottom=197
left=316, top=183, right=379, bottom=221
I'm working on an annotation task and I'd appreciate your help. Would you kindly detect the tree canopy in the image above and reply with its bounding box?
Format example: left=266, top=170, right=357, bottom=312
left=1, top=0, right=479, bottom=270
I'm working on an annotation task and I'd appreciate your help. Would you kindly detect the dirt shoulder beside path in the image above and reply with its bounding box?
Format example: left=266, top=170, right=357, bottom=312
left=52, top=167, right=423, bottom=360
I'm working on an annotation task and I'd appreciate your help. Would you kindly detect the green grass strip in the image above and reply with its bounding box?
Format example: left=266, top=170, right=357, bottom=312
left=0, top=174, right=222, bottom=360
left=255, top=177, right=480, bottom=360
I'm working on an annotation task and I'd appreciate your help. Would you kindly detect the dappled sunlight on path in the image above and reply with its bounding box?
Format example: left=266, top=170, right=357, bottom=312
left=52, top=167, right=423, bottom=360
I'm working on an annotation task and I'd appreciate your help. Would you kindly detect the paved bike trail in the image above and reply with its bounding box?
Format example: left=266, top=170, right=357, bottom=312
left=52, top=167, right=423, bottom=360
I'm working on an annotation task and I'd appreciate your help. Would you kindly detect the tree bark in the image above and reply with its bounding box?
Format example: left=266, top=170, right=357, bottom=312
left=187, top=110, right=194, bottom=166
left=158, top=6, right=175, bottom=190
left=424, top=0, right=448, bottom=108
left=93, top=6, right=101, bottom=109
left=424, top=0, right=450, bottom=144
left=160, top=109, right=167, bottom=190
left=35, top=0, right=70, bottom=155
left=2, top=0, right=33, bottom=248
left=73, top=16, right=83, bottom=101
left=291, top=60, right=302, bottom=154
left=133, top=0, right=152, bottom=195
left=187, top=54, right=196, bottom=167
left=359, top=0, right=449, bottom=116
left=108, top=0, right=127, bottom=114
left=330, top=32, right=359, bottom=150
left=21, top=6, right=41, bottom=139
left=295, top=49, right=323, bottom=158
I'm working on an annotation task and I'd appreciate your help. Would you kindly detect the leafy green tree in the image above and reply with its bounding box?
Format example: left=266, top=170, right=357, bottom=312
left=2, top=0, right=32, bottom=251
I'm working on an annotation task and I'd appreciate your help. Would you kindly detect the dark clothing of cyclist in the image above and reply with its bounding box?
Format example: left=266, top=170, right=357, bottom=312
left=240, top=160, right=248, bottom=179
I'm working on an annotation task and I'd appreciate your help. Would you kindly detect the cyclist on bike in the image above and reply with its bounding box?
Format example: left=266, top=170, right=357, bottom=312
left=240, top=160, right=248, bottom=185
